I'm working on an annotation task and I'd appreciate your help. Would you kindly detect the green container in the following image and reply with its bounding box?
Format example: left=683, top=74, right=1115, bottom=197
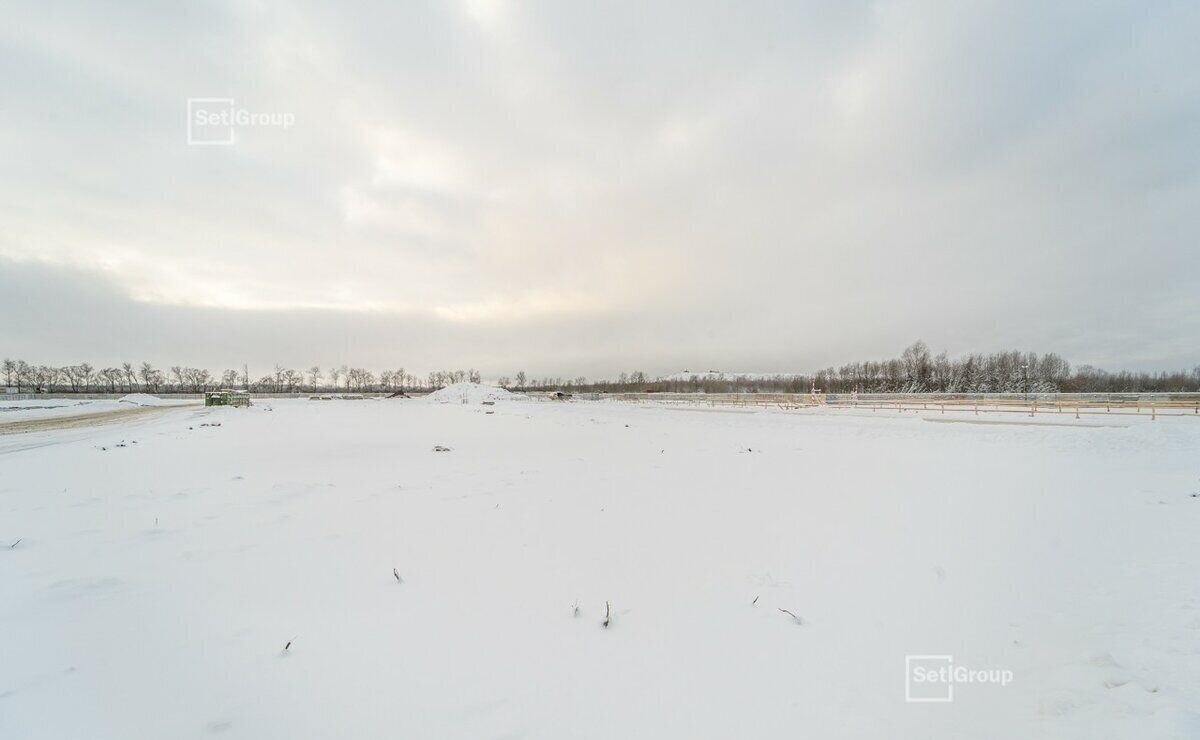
left=204, top=390, right=252, bottom=408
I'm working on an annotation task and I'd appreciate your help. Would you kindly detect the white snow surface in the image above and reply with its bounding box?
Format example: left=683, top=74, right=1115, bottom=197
left=117, top=393, right=172, bottom=407
left=2, top=400, right=1199, bottom=739
left=0, top=395, right=191, bottom=422
left=0, top=399, right=96, bottom=421
left=423, top=382, right=524, bottom=404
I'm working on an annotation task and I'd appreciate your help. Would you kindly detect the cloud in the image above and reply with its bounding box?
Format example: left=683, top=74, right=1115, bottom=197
left=1, top=0, right=1198, bottom=374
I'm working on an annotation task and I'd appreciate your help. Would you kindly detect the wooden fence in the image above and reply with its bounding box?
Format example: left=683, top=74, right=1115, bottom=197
left=547, top=391, right=1200, bottom=420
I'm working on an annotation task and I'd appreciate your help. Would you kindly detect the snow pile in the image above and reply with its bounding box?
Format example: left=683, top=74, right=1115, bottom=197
left=117, top=393, right=170, bottom=407
left=424, top=382, right=523, bottom=404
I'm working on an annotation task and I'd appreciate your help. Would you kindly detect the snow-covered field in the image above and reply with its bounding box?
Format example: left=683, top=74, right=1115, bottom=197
left=0, top=394, right=192, bottom=423
left=2, top=391, right=1198, bottom=739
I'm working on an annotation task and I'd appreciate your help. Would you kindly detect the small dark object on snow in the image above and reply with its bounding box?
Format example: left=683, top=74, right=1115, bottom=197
left=602, top=601, right=612, bottom=629
left=393, top=568, right=402, bottom=583
left=572, top=601, right=580, bottom=618
left=433, top=445, right=452, bottom=452
left=752, top=595, right=759, bottom=606
left=10, top=538, right=21, bottom=549
left=284, top=640, right=293, bottom=651
left=778, top=608, right=802, bottom=625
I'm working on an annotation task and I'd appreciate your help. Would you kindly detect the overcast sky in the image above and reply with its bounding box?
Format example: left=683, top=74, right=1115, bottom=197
left=2, top=1, right=1197, bottom=377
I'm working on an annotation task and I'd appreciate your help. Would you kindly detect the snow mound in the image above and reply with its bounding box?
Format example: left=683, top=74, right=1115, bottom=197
left=117, top=393, right=170, bottom=407
left=424, top=383, right=523, bottom=404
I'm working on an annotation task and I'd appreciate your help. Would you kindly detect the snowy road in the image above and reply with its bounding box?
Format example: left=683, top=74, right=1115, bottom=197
left=1, top=397, right=1197, bottom=739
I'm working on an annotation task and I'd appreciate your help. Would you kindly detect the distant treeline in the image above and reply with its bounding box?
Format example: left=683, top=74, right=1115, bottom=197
left=0, top=360, right=441, bottom=394
left=573, top=342, right=1200, bottom=394
left=4, top=342, right=1199, bottom=395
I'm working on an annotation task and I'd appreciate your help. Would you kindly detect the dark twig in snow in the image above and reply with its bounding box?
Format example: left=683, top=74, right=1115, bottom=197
left=10, top=538, right=21, bottom=549
left=602, top=601, right=612, bottom=628
left=572, top=601, right=580, bottom=618
left=777, top=608, right=802, bottom=624
left=752, top=595, right=759, bottom=606
left=393, top=568, right=402, bottom=583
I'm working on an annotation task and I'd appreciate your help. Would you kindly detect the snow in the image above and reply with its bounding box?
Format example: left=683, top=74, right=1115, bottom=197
left=0, top=399, right=95, bottom=421
left=1, top=400, right=1198, bottom=739
left=117, top=393, right=173, bottom=407
left=423, top=382, right=524, bottom=404
left=0, top=395, right=191, bottom=423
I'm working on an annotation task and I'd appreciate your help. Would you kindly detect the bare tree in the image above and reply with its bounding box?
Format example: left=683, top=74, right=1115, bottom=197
left=60, top=365, right=79, bottom=392
left=139, top=362, right=157, bottom=393
left=78, top=362, right=94, bottom=391
left=100, top=367, right=122, bottom=392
